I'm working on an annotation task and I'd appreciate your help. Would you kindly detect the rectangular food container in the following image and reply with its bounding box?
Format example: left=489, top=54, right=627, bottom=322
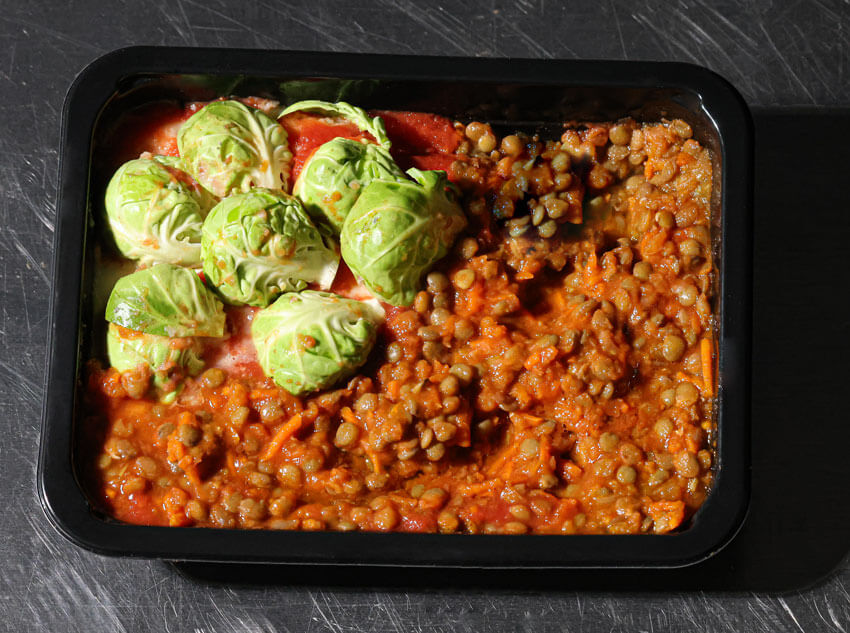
left=39, top=47, right=752, bottom=568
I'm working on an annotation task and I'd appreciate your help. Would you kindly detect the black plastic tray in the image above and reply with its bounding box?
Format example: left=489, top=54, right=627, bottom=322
left=39, top=47, right=752, bottom=568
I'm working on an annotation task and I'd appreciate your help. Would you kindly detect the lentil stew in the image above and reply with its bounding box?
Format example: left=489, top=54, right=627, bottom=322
left=82, top=96, right=719, bottom=538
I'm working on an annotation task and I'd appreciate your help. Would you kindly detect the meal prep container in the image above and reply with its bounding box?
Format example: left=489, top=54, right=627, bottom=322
left=39, top=47, right=752, bottom=568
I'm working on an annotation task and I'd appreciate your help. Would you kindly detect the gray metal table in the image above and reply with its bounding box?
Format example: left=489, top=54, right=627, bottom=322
left=2, top=1, right=848, bottom=631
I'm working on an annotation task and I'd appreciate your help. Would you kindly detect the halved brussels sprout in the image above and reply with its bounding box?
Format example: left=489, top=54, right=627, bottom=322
left=107, top=323, right=205, bottom=403
left=340, top=168, right=467, bottom=306
left=280, top=100, right=391, bottom=148
left=105, top=264, right=226, bottom=338
left=201, top=189, right=339, bottom=307
left=252, top=290, right=380, bottom=396
left=293, top=138, right=407, bottom=233
left=177, top=100, right=292, bottom=197
left=104, top=155, right=215, bottom=267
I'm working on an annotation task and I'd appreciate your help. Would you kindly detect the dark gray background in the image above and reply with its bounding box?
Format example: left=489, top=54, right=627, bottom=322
left=2, top=0, right=849, bottom=631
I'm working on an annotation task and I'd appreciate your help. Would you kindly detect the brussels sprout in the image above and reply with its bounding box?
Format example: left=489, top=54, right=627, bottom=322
left=293, top=138, right=407, bottom=233
left=279, top=79, right=380, bottom=105
left=177, top=100, right=292, bottom=197
left=340, top=168, right=467, bottom=306
left=280, top=100, right=391, bottom=148
left=201, top=189, right=339, bottom=307
left=104, top=155, right=214, bottom=267
left=105, top=264, right=226, bottom=338
left=252, top=290, right=380, bottom=396
left=107, top=323, right=205, bottom=402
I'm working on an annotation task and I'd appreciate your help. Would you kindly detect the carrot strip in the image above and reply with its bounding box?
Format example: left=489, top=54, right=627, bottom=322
left=700, top=338, right=714, bottom=397
left=509, top=412, right=543, bottom=428
left=486, top=443, right=519, bottom=476
left=367, top=449, right=383, bottom=475
left=340, top=407, right=358, bottom=425
left=249, top=388, right=279, bottom=399
left=178, top=455, right=201, bottom=489
left=262, top=413, right=303, bottom=461
left=538, top=436, right=552, bottom=472
left=497, top=463, right=515, bottom=480
left=456, top=482, right=496, bottom=495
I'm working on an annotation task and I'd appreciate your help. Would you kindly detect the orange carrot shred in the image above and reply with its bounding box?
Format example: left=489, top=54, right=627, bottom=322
left=262, top=413, right=303, bottom=461
left=701, top=338, right=714, bottom=397
left=367, top=449, right=383, bottom=475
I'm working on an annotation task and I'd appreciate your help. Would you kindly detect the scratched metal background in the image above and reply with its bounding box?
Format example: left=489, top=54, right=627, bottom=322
left=2, top=0, right=849, bottom=631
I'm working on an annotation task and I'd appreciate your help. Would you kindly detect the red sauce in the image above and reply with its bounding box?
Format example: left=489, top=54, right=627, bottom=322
left=280, top=112, right=371, bottom=182
left=372, top=110, right=462, bottom=155
left=202, top=307, right=265, bottom=381
left=109, top=102, right=194, bottom=164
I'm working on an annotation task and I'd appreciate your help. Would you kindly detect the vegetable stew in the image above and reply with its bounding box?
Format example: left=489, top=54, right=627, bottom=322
left=82, top=96, right=716, bottom=535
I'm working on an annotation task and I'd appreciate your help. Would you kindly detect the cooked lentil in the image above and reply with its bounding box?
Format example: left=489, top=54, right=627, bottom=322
left=84, top=104, right=716, bottom=535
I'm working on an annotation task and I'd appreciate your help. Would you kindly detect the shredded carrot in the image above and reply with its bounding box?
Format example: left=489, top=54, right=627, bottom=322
left=367, top=449, right=383, bottom=474
left=249, top=388, right=279, bottom=399
left=523, top=346, right=558, bottom=371
left=262, top=413, right=303, bottom=461
left=675, top=371, right=701, bottom=387
left=497, top=463, right=515, bottom=480
left=166, top=436, right=185, bottom=463
left=701, top=338, right=714, bottom=397
left=340, top=407, right=358, bottom=426
left=178, top=455, right=201, bottom=488
left=538, top=436, right=552, bottom=472
left=549, top=288, right=568, bottom=311
left=638, top=227, right=669, bottom=255
left=509, top=412, right=543, bottom=428
left=465, top=284, right=484, bottom=315
left=486, top=442, right=519, bottom=476
left=455, top=482, right=496, bottom=496
left=667, top=436, right=685, bottom=453
left=675, top=151, right=694, bottom=167
left=646, top=500, right=686, bottom=533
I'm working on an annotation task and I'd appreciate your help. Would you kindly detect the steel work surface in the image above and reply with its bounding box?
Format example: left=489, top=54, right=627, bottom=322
left=2, top=1, right=848, bottom=631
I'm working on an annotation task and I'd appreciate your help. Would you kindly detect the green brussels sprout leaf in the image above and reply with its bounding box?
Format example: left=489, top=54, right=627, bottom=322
left=251, top=290, right=380, bottom=396
left=279, top=79, right=380, bottom=105
left=340, top=168, right=467, bottom=306
left=293, top=138, right=407, bottom=233
left=202, top=189, right=339, bottom=307
left=104, top=155, right=215, bottom=267
left=177, top=100, right=292, bottom=197
left=107, top=323, right=205, bottom=403
left=105, top=264, right=226, bottom=337
left=280, top=100, right=391, bottom=149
